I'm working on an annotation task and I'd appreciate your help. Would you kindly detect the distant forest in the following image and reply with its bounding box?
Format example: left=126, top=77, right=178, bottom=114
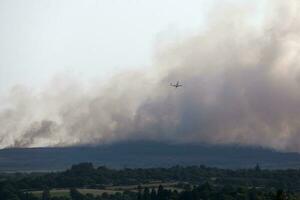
left=1, top=163, right=300, bottom=199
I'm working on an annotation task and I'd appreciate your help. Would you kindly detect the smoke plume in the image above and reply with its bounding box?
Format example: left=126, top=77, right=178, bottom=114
left=1, top=0, right=300, bottom=152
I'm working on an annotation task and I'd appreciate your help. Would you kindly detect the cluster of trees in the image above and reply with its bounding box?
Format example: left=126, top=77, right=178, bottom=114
left=2, top=183, right=297, bottom=200
left=1, top=163, right=300, bottom=200
left=6, top=163, right=300, bottom=190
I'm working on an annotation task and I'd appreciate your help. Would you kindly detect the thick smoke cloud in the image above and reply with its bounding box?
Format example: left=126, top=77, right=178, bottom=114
left=1, top=0, right=300, bottom=152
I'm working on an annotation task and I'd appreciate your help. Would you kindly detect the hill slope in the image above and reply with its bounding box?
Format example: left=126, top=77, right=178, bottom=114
left=1, top=141, right=300, bottom=171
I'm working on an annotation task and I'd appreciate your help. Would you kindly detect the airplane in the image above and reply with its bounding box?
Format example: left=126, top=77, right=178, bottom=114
left=170, top=81, right=183, bottom=88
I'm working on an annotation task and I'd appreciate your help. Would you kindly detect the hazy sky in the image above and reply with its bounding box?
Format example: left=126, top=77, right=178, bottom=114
left=0, top=0, right=264, bottom=93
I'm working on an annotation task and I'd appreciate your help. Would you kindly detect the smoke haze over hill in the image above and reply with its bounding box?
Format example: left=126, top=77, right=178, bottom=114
left=1, top=1, right=300, bottom=152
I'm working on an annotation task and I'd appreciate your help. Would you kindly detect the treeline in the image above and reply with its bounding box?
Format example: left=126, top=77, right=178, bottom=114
left=1, top=163, right=300, bottom=200
left=1, top=182, right=297, bottom=200
left=5, top=163, right=300, bottom=190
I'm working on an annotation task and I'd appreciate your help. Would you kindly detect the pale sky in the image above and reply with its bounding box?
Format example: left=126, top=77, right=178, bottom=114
left=0, top=0, right=264, bottom=93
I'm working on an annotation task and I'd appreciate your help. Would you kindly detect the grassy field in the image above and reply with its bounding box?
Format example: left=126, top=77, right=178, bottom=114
left=78, top=189, right=122, bottom=195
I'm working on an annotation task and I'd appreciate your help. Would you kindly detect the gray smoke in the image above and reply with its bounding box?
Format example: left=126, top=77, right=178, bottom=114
left=2, top=0, right=300, bottom=152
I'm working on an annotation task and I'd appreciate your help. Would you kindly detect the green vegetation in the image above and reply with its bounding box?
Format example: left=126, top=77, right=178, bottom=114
left=30, top=189, right=121, bottom=198
left=31, top=189, right=70, bottom=198
left=1, top=163, right=300, bottom=200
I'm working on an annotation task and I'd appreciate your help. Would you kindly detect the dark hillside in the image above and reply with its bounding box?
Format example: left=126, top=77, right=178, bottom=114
left=1, top=141, right=300, bottom=171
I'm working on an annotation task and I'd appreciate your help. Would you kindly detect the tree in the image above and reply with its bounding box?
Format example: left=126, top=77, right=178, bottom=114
left=137, top=190, right=142, bottom=200
left=143, top=187, right=151, bottom=200
left=157, top=185, right=168, bottom=200
left=249, top=187, right=257, bottom=200
left=0, top=183, right=20, bottom=200
left=70, top=188, right=85, bottom=200
left=255, top=164, right=261, bottom=172
left=276, top=189, right=286, bottom=200
left=150, top=188, right=157, bottom=200
left=42, top=188, right=50, bottom=200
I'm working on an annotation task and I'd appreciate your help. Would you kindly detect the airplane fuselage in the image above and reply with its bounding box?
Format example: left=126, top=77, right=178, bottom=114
left=170, top=81, right=183, bottom=88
